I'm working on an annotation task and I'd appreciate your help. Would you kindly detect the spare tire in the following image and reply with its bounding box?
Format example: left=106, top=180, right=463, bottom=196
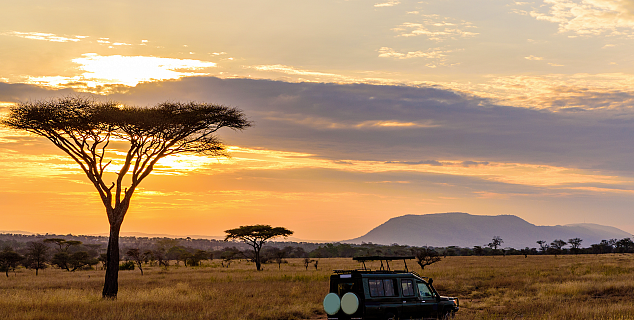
left=323, top=293, right=341, bottom=315
left=341, top=292, right=359, bottom=315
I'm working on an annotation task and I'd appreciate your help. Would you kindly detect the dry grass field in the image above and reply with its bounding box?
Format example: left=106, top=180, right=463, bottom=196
left=2, top=254, right=634, bottom=319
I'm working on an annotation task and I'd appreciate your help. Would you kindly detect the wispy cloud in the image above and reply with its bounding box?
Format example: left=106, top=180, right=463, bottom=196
left=374, top=0, right=400, bottom=7
left=264, top=113, right=440, bottom=129
left=391, top=16, right=478, bottom=42
left=528, top=0, right=634, bottom=37
left=2, top=31, right=87, bottom=42
left=378, top=47, right=456, bottom=67
left=525, top=55, right=544, bottom=60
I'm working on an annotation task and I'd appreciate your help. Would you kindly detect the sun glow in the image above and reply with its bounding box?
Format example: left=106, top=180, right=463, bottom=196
left=26, top=54, right=217, bottom=88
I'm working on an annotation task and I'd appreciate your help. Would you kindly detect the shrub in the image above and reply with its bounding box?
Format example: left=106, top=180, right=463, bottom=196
left=119, top=261, right=135, bottom=270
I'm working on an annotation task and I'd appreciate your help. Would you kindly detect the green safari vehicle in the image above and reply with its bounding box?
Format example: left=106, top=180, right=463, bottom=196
left=322, top=256, right=459, bottom=320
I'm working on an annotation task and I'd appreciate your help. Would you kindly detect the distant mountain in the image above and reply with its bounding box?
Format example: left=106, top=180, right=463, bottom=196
left=345, top=212, right=632, bottom=249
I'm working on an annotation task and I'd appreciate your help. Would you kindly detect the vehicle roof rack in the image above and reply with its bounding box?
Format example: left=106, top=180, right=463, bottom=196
left=353, top=256, right=415, bottom=272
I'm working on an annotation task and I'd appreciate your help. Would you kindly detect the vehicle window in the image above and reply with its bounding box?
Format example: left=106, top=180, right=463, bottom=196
left=369, top=279, right=396, bottom=297
left=401, top=279, right=415, bottom=296
left=417, top=282, right=433, bottom=299
left=338, top=282, right=355, bottom=296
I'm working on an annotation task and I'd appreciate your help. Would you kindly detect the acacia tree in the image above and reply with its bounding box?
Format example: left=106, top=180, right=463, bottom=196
left=2, top=97, right=249, bottom=298
left=24, top=241, right=49, bottom=275
left=412, top=246, right=442, bottom=270
left=224, top=225, right=293, bottom=271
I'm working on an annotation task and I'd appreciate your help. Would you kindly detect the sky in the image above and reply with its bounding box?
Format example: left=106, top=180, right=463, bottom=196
left=1, top=0, right=634, bottom=241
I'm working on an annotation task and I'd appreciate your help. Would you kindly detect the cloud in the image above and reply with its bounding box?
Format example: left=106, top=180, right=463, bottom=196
left=391, top=17, right=479, bottom=42
left=374, top=0, right=400, bottom=7
left=378, top=47, right=456, bottom=67
left=2, top=31, right=86, bottom=43
left=24, top=53, right=216, bottom=88
left=528, top=0, right=634, bottom=36
left=473, top=73, right=634, bottom=111
left=525, top=55, right=544, bottom=60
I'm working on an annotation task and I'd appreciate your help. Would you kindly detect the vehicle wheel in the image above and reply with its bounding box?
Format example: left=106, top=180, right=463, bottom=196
left=385, top=311, right=398, bottom=320
left=439, top=310, right=454, bottom=320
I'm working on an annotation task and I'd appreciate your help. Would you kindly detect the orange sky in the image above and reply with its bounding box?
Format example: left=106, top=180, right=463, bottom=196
left=2, top=0, right=634, bottom=241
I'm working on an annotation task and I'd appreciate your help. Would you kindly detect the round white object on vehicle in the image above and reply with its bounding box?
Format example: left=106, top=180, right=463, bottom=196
left=341, top=292, right=359, bottom=315
left=323, top=293, right=341, bottom=315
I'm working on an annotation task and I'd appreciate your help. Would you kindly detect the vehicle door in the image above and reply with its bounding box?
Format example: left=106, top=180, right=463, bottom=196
left=416, top=281, right=438, bottom=319
left=399, top=279, right=418, bottom=318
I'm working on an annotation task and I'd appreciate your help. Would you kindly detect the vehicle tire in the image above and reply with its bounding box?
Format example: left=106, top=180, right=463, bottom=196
left=385, top=311, right=398, bottom=320
left=439, top=310, right=454, bottom=320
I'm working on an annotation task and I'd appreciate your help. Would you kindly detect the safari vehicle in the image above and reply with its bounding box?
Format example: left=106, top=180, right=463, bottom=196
left=322, top=256, right=459, bottom=320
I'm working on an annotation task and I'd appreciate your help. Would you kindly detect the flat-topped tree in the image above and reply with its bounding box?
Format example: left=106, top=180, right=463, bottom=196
left=2, top=97, right=250, bottom=298
left=224, top=225, right=293, bottom=271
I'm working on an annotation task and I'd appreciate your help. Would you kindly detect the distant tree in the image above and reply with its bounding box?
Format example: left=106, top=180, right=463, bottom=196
left=488, top=236, right=503, bottom=251
left=125, top=248, right=145, bottom=275
left=152, top=248, right=169, bottom=268
left=224, top=225, right=293, bottom=271
left=536, top=240, right=549, bottom=253
left=473, top=246, right=484, bottom=256
left=413, top=247, right=442, bottom=270
left=0, top=247, right=24, bottom=277
left=24, top=241, right=49, bottom=275
left=3, top=97, right=250, bottom=298
left=167, top=246, right=188, bottom=266
left=548, top=239, right=567, bottom=257
left=218, top=247, right=242, bottom=268
left=53, top=251, right=98, bottom=271
left=44, top=238, right=82, bottom=252
left=186, top=250, right=209, bottom=267
left=568, top=238, right=583, bottom=254
left=615, top=238, right=634, bottom=253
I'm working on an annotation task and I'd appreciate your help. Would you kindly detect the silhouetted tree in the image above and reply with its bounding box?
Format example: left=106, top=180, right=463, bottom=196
left=2, top=97, right=250, bottom=298
left=224, top=225, right=293, bottom=271
left=548, top=239, right=567, bottom=256
left=218, top=247, right=242, bottom=268
left=24, top=241, right=49, bottom=275
left=536, top=240, right=549, bottom=253
left=568, top=238, right=583, bottom=254
left=413, top=247, right=442, bottom=270
left=186, top=250, right=209, bottom=267
left=488, top=236, right=503, bottom=250
left=0, top=247, right=23, bottom=277
left=44, top=238, right=82, bottom=252
left=125, top=248, right=145, bottom=275
left=615, top=238, right=634, bottom=253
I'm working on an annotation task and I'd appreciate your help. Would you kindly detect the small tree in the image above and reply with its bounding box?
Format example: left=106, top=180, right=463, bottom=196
left=536, top=240, right=549, bottom=253
left=3, top=97, right=249, bottom=298
left=44, top=239, right=82, bottom=252
left=224, top=225, right=293, bottom=271
left=24, top=241, right=49, bottom=275
left=488, top=236, right=503, bottom=250
left=568, top=238, right=583, bottom=254
left=615, top=238, right=634, bottom=253
left=0, top=247, right=24, bottom=277
left=413, top=247, right=442, bottom=270
left=549, top=239, right=567, bottom=257
left=126, top=248, right=145, bottom=275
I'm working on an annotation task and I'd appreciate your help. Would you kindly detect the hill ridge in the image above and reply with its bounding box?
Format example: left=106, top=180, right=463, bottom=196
left=345, top=212, right=631, bottom=248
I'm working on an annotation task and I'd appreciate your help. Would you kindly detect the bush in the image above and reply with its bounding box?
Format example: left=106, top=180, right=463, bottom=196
left=119, top=261, right=135, bottom=270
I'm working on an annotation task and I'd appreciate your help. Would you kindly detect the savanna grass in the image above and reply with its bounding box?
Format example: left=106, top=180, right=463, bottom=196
left=3, top=255, right=634, bottom=319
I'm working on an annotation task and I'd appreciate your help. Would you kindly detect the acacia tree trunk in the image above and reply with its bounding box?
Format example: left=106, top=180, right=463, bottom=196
left=254, top=247, right=262, bottom=271
left=102, top=221, right=122, bottom=298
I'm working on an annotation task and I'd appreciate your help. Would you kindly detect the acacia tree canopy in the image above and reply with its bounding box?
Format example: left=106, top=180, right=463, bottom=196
left=2, top=97, right=250, bottom=298
left=224, top=225, right=293, bottom=271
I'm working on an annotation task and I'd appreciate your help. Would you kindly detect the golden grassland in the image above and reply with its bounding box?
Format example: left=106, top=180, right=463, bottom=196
left=2, top=255, right=634, bottom=319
